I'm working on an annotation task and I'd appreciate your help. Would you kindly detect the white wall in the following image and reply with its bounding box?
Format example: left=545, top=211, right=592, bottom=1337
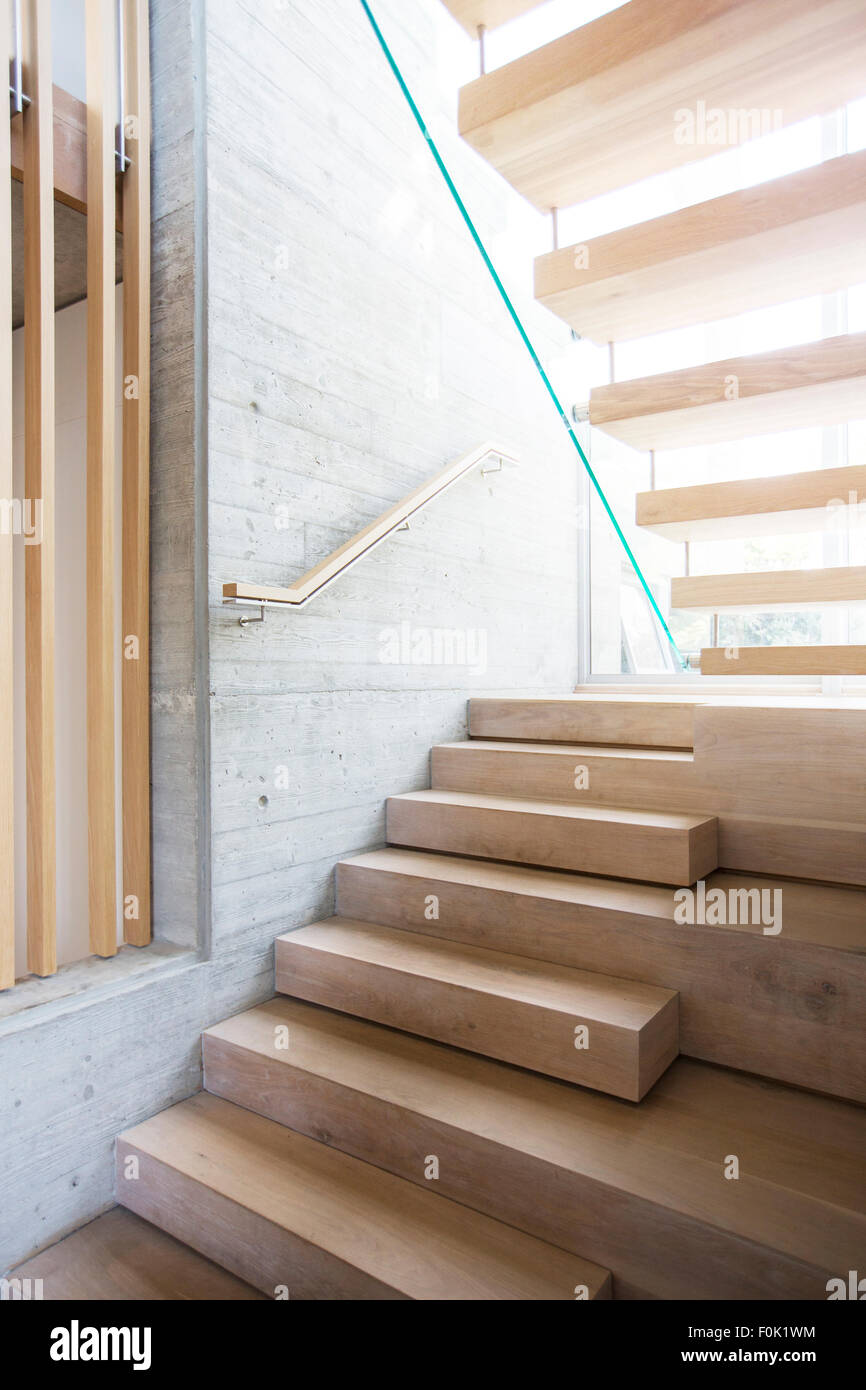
left=11, top=292, right=125, bottom=972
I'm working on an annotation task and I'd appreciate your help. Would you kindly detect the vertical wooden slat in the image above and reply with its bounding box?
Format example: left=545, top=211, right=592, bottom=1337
left=0, top=0, right=15, bottom=989
left=22, top=0, right=56, bottom=977
left=86, top=0, right=118, bottom=957
left=121, top=0, right=151, bottom=946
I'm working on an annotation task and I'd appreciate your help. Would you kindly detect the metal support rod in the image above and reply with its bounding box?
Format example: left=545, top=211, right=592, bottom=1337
left=648, top=449, right=655, bottom=490
left=551, top=206, right=559, bottom=251
left=608, top=341, right=616, bottom=384
left=116, top=0, right=126, bottom=172
left=711, top=612, right=720, bottom=648
left=9, top=0, right=27, bottom=113
left=477, top=23, right=486, bottom=76
left=684, top=541, right=690, bottom=577
left=238, top=605, right=266, bottom=628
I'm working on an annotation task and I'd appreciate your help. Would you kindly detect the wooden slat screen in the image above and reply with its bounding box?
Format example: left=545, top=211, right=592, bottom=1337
left=121, top=0, right=152, bottom=947
left=1, top=0, right=15, bottom=990
left=22, top=0, right=57, bottom=977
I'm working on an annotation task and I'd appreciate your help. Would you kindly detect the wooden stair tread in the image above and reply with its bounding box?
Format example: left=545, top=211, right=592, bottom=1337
left=700, top=645, right=866, bottom=676
left=337, top=847, right=866, bottom=953
left=435, top=739, right=695, bottom=762
left=334, top=850, right=866, bottom=1102
left=636, top=464, right=866, bottom=541
left=277, top=916, right=677, bottom=1023
left=440, top=0, right=548, bottom=35
left=469, top=694, right=697, bottom=747
left=386, top=788, right=718, bottom=886
left=535, top=150, right=866, bottom=344
left=276, top=918, right=679, bottom=1099
left=457, top=0, right=866, bottom=209
left=590, top=331, right=866, bottom=451
left=117, top=1092, right=610, bottom=1301
left=203, top=998, right=866, bottom=1295
left=389, top=786, right=711, bottom=829
left=432, top=739, right=696, bottom=808
left=7, top=1207, right=267, bottom=1301
left=672, top=566, right=866, bottom=612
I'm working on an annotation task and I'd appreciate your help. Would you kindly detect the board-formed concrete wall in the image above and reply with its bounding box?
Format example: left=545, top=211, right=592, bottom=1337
left=0, top=0, right=580, bottom=1272
left=205, top=0, right=580, bottom=948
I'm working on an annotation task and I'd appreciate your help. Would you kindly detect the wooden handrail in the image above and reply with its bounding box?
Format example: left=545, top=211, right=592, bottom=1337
left=223, top=441, right=518, bottom=609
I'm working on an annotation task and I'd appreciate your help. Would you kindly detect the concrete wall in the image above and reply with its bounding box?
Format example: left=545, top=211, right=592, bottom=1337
left=205, top=0, right=579, bottom=947
left=0, top=0, right=579, bottom=1272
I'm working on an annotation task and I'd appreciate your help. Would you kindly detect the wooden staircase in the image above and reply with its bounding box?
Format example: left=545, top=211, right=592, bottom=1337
left=111, top=0, right=866, bottom=1303
left=116, top=695, right=866, bottom=1299
left=451, top=0, right=866, bottom=677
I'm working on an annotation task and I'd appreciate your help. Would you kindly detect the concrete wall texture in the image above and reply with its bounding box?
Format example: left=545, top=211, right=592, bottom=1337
left=0, top=0, right=580, bottom=1271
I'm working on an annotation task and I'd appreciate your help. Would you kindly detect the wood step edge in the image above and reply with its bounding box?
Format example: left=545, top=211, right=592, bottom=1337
left=117, top=1092, right=612, bottom=1301
left=276, top=917, right=679, bottom=1024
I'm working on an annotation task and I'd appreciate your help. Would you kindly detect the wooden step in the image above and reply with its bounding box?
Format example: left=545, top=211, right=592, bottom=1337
left=275, top=917, right=679, bottom=1100
left=433, top=739, right=695, bottom=806
left=636, top=464, right=866, bottom=541
left=700, top=644, right=866, bottom=676
left=387, top=788, right=718, bottom=884
left=590, top=332, right=866, bottom=451
left=535, top=151, right=866, bottom=344
left=6, top=1207, right=266, bottom=1301
left=203, top=999, right=866, bottom=1300
left=672, top=566, right=866, bottom=613
left=336, top=849, right=866, bottom=1102
left=469, top=693, right=697, bottom=747
left=440, top=0, right=547, bottom=35
left=458, top=0, right=866, bottom=209
left=116, top=1091, right=611, bottom=1301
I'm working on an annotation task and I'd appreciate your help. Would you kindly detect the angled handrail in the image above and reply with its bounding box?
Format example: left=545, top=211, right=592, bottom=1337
left=223, top=440, right=517, bottom=610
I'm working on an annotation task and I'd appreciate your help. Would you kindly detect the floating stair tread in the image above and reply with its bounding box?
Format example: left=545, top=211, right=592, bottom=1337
left=387, top=789, right=718, bottom=886
left=276, top=918, right=679, bottom=1099
left=277, top=916, right=677, bottom=1024
left=117, top=1092, right=610, bottom=1301
left=672, top=566, right=866, bottom=612
left=203, top=999, right=866, bottom=1285
left=469, top=693, right=697, bottom=747
left=590, top=332, right=866, bottom=451
left=700, top=645, right=866, bottom=676
left=458, top=0, right=866, bottom=208
left=534, top=150, right=866, bottom=344
left=440, top=0, right=548, bottom=35
left=636, top=464, right=866, bottom=541
left=337, top=847, right=866, bottom=953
